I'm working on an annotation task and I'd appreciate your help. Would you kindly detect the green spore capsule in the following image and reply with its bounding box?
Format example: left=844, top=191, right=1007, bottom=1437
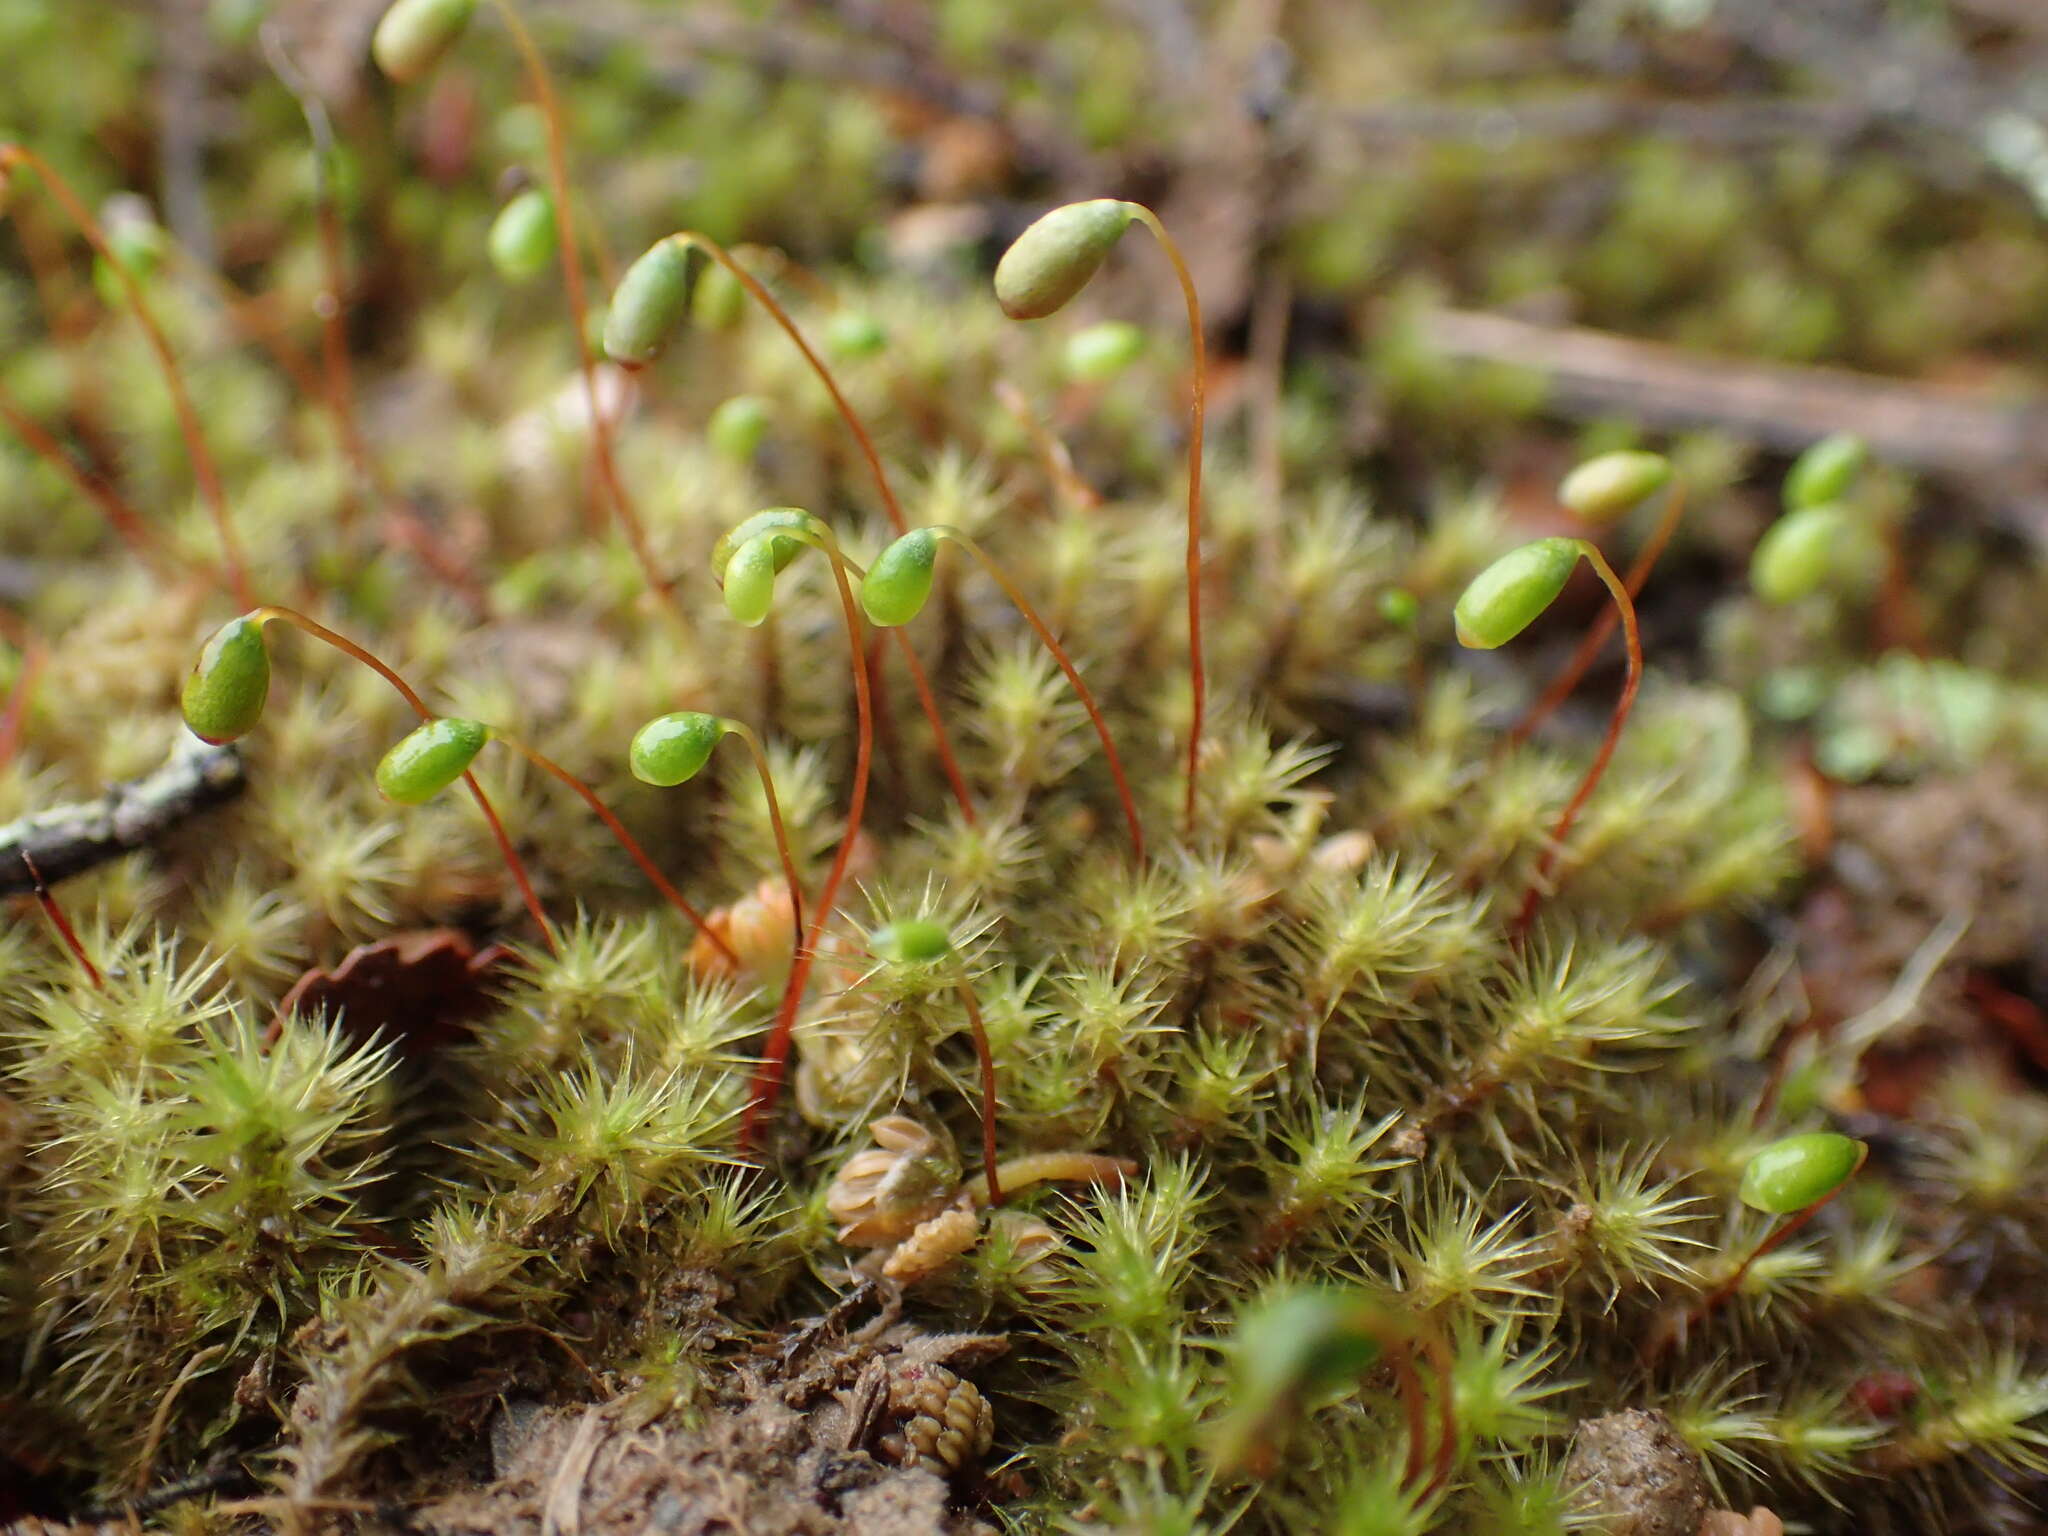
left=1738, top=1132, right=1866, bottom=1215
left=1210, top=1285, right=1392, bottom=1474
left=1750, top=503, right=1849, bottom=605
left=861, top=529, right=940, bottom=627
left=1559, top=450, right=1671, bottom=524
left=1377, top=588, right=1419, bottom=628
left=691, top=261, right=745, bottom=330
left=994, top=199, right=1136, bottom=321
left=711, top=508, right=816, bottom=582
left=375, top=717, right=490, bottom=805
left=1453, top=537, right=1580, bottom=650
left=872, top=919, right=952, bottom=964
left=181, top=615, right=271, bottom=744
left=1063, top=320, right=1147, bottom=383
left=1785, top=433, right=1867, bottom=512
left=91, top=207, right=167, bottom=308
left=825, top=311, right=887, bottom=360
left=723, top=535, right=781, bottom=627
left=370, top=0, right=476, bottom=83
left=707, top=395, right=771, bottom=462
left=602, top=239, right=693, bottom=367
left=487, top=188, right=557, bottom=284
left=629, top=712, right=723, bottom=787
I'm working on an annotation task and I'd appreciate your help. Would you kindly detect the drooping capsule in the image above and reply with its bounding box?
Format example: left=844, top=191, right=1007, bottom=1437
left=1453, top=537, right=1581, bottom=650
left=993, top=199, right=1136, bottom=321
left=629, top=712, right=724, bottom=787
left=1559, top=450, right=1671, bottom=524
left=1738, top=1132, right=1866, bottom=1215
left=181, top=615, right=272, bottom=744
left=602, top=238, right=693, bottom=367
left=375, top=717, right=490, bottom=804
left=861, top=529, right=941, bottom=627
left=370, top=0, right=477, bottom=83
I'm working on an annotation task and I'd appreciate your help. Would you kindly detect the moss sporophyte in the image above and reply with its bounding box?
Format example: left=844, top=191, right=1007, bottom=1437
left=8, top=1, right=2041, bottom=1526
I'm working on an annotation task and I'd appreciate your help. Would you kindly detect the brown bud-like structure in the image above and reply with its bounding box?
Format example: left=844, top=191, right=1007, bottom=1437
left=877, top=1363, right=995, bottom=1474
left=827, top=1116, right=960, bottom=1247
left=993, top=199, right=1136, bottom=320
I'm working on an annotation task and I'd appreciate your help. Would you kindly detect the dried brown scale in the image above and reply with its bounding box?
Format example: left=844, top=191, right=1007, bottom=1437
left=880, top=1204, right=980, bottom=1284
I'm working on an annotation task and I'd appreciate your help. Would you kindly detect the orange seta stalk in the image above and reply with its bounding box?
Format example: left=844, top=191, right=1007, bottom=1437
left=955, top=981, right=1003, bottom=1206
left=739, top=532, right=874, bottom=1151
left=486, top=0, right=678, bottom=632
left=261, top=29, right=487, bottom=609
left=0, top=380, right=186, bottom=577
left=251, top=606, right=557, bottom=954
left=1125, top=207, right=1208, bottom=835
left=0, top=144, right=253, bottom=607
left=488, top=733, right=738, bottom=968
left=1507, top=480, right=1684, bottom=750
left=653, top=230, right=978, bottom=825
left=939, top=528, right=1144, bottom=862
left=20, top=849, right=101, bottom=990
left=1510, top=547, right=1640, bottom=939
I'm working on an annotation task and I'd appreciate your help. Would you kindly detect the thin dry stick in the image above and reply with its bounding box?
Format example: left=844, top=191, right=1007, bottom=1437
left=955, top=981, right=1002, bottom=1206
left=491, top=733, right=738, bottom=966
left=0, top=379, right=184, bottom=575
left=1510, top=548, right=1640, bottom=939
left=658, top=231, right=977, bottom=824
left=487, top=0, right=678, bottom=629
left=944, top=529, right=1144, bottom=861
left=254, top=607, right=557, bottom=953
left=740, top=530, right=874, bottom=1149
left=1507, top=481, right=1685, bottom=749
left=0, top=144, right=253, bottom=606
left=1126, top=207, right=1208, bottom=833
left=21, top=849, right=102, bottom=988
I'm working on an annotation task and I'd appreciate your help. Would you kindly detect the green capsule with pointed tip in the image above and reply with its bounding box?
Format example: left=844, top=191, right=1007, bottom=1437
left=872, top=919, right=951, bottom=964
left=1377, top=588, right=1419, bottom=628
left=629, top=712, right=724, bottom=787
left=1559, top=450, right=1671, bottom=524
left=602, top=239, right=693, bottom=367
left=994, top=199, right=1136, bottom=321
left=1738, top=1132, right=1865, bottom=1215
left=825, top=310, right=887, bottom=360
left=861, top=529, right=940, bottom=627
left=1785, top=433, right=1867, bottom=512
left=371, top=0, right=476, bottom=83
left=1453, top=537, right=1581, bottom=650
left=723, top=535, right=781, bottom=627
left=707, top=395, right=771, bottom=462
left=487, top=188, right=557, bottom=284
left=181, top=615, right=272, bottom=744
left=375, top=717, right=490, bottom=804
left=1750, top=503, right=1849, bottom=605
